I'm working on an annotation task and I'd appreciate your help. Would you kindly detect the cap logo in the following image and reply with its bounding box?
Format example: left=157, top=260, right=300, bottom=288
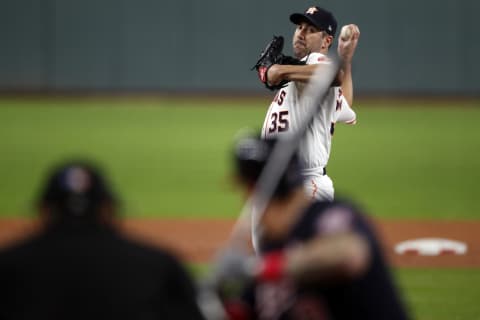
left=328, top=25, right=332, bottom=31
left=306, top=7, right=318, bottom=15
left=65, top=167, right=91, bottom=194
left=237, top=138, right=268, bottom=161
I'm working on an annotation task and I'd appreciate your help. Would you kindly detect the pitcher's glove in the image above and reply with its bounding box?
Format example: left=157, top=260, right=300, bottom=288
left=252, top=36, right=305, bottom=91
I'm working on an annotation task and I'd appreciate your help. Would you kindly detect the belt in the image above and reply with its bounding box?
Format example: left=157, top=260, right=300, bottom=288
left=302, top=166, right=327, bottom=176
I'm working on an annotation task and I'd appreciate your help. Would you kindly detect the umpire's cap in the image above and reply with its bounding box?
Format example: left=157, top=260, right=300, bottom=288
left=233, top=134, right=304, bottom=198
left=37, top=160, right=117, bottom=219
left=290, top=6, right=337, bottom=37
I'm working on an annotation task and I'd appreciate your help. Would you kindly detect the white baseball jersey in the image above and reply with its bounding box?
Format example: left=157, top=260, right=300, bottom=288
left=261, top=52, right=356, bottom=200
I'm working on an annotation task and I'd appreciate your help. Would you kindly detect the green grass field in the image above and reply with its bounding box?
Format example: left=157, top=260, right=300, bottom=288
left=1, top=96, right=480, bottom=319
left=1, top=97, right=479, bottom=218
left=396, top=268, right=480, bottom=320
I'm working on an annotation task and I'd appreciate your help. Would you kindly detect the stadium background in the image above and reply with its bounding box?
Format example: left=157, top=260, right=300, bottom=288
left=1, top=0, right=479, bottom=319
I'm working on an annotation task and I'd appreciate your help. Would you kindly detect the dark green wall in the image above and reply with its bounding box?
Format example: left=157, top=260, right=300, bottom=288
left=1, top=0, right=479, bottom=94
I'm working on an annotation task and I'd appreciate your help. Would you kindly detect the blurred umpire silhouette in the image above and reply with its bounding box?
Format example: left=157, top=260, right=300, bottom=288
left=0, top=160, right=206, bottom=320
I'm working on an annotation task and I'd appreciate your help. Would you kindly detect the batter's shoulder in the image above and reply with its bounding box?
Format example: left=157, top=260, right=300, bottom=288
left=303, top=199, right=362, bottom=234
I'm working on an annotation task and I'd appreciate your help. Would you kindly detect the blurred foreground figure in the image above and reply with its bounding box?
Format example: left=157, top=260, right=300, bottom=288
left=215, top=135, right=410, bottom=320
left=0, top=161, right=205, bottom=320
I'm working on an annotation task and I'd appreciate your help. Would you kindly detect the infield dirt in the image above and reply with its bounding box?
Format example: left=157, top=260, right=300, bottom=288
left=1, top=218, right=479, bottom=267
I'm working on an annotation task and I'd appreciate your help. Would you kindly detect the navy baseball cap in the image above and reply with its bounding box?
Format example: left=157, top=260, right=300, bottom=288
left=234, top=134, right=305, bottom=198
left=290, top=6, right=337, bottom=37
left=38, top=160, right=117, bottom=218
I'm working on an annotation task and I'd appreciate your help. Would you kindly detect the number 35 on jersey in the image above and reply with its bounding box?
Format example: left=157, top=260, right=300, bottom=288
left=267, top=90, right=289, bottom=134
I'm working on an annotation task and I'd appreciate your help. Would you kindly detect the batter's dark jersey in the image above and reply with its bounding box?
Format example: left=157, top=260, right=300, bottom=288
left=0, top=219, right=205, bottom=320
left=248, top=200, right=410, bottom=320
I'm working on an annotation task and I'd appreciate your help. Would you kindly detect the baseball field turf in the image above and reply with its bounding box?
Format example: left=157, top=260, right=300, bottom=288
left=1, top=96, right=479, bottom=319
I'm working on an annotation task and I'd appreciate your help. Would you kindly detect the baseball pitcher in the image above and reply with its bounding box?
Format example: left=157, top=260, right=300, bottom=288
left=253, top=6, right=360, bottom=201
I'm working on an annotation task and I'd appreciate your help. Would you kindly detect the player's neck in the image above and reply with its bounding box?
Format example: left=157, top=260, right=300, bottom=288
left=263, top=189, right=312, bottom=240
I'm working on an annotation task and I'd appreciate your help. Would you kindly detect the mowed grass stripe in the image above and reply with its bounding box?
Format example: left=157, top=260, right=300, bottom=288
left=1, top=98, right=479, bottom=218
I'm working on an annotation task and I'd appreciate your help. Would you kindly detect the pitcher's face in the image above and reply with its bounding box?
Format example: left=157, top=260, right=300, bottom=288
left=292, top=22, right=332, bottom=58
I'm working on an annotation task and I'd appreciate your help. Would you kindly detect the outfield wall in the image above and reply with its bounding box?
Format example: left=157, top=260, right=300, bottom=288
left=1, top=0, right=479, bottom=95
